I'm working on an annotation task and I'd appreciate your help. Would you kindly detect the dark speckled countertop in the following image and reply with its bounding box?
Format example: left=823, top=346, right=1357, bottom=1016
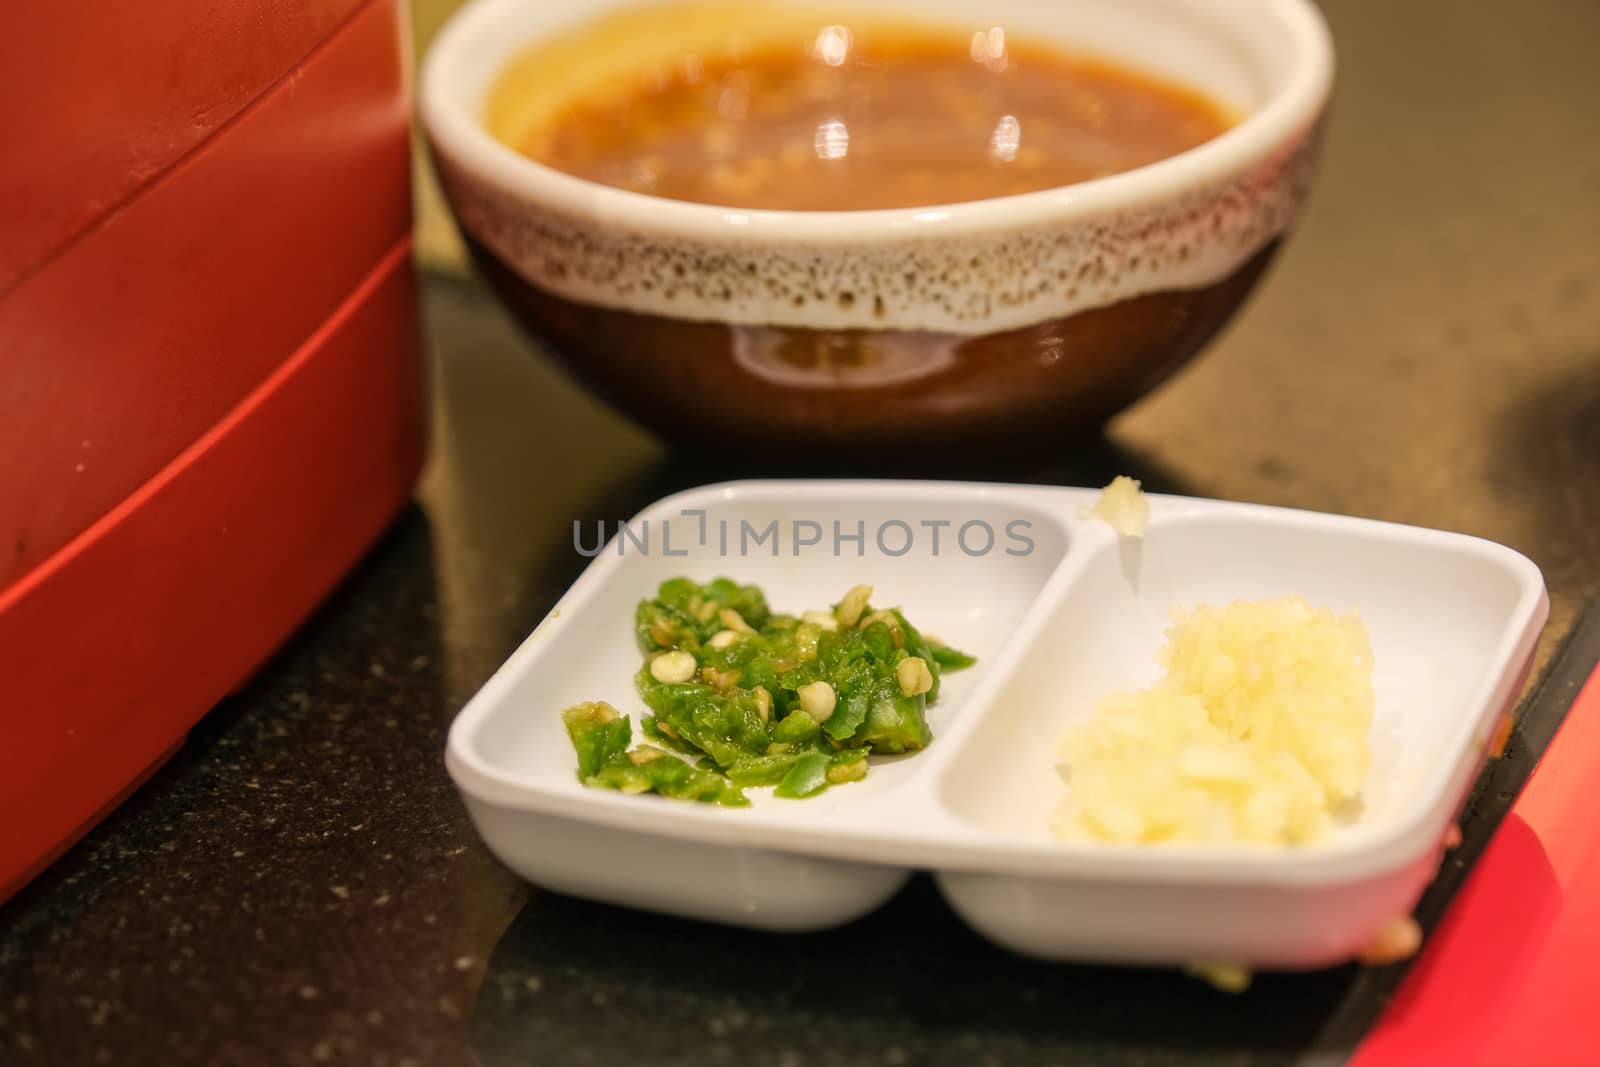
left=3, top=0, right=1598, bottom=1063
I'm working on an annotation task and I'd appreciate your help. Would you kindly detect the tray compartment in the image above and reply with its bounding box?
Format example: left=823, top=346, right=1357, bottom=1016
left=931, top=502, right=1547, bottom=963
left=448, top=480, right=1075, bottom=927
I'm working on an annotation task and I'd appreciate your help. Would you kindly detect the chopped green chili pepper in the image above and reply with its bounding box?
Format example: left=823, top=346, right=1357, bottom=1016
left=725, top=753, right=806, bottom=787
left=775, top=752, right=831, bottom=798
left=561, top=702, right=633, bottom=779
left=560, top=578, right=974, bottom=802
left=826, top=749, right=870, bottom=784
left=587, top=748, right=750, bottom=806
left=859, top=687, right=932, bottom=753
left=929, top=645, right=978, bottom=672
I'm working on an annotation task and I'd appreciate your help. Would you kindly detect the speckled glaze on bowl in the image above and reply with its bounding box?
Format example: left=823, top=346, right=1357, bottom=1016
left=422, top=0, right=1333, bottom=452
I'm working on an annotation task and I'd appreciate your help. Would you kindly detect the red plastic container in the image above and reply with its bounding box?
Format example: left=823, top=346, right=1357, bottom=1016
left=0, top=0, right=422, bottom=902
left=0, top=0, right=371, bottom=291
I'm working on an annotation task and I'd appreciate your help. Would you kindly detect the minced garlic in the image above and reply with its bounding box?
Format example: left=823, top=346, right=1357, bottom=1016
left=1084, top=476, right=1149, bottom=537
left=1054, top=597, right=1374, bottom=847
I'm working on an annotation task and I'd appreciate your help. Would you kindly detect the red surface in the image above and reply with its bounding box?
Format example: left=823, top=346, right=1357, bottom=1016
left=0, top=0, right=368, bottom=291
left=0, top=237, right=423, bottom=904
left=1352, top=661, right=1600, bottom=1066
left=0, top=0, right=411, bottom=588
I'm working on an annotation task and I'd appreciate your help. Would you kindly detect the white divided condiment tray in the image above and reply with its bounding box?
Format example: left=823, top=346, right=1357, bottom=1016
left=446, top=480, right=1547, bottom=968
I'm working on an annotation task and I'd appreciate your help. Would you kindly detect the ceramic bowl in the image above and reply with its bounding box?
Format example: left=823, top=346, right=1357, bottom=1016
left=422, top=0, right=1334, bottom=452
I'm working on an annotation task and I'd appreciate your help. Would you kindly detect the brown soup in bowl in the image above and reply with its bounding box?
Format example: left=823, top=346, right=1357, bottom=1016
left=427, top=0, right=1332, bottom=458
left=508, top=15, right=1233, bottom=211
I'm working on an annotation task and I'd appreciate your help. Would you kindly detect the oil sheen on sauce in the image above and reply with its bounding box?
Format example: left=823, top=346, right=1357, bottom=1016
left=492, top=5, right=1236, bottom=212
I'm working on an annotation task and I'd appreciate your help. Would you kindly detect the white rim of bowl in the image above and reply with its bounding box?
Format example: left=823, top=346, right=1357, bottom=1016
left=420, top=0, right=1335, bottom=245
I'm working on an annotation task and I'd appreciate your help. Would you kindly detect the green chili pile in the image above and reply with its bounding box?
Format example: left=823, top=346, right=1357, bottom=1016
left=561, top=578, right=975, bottom=805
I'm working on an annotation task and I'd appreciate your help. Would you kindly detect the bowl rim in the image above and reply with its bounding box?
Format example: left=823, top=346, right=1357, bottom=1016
left=420, top=0, right=1335, bottom=244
